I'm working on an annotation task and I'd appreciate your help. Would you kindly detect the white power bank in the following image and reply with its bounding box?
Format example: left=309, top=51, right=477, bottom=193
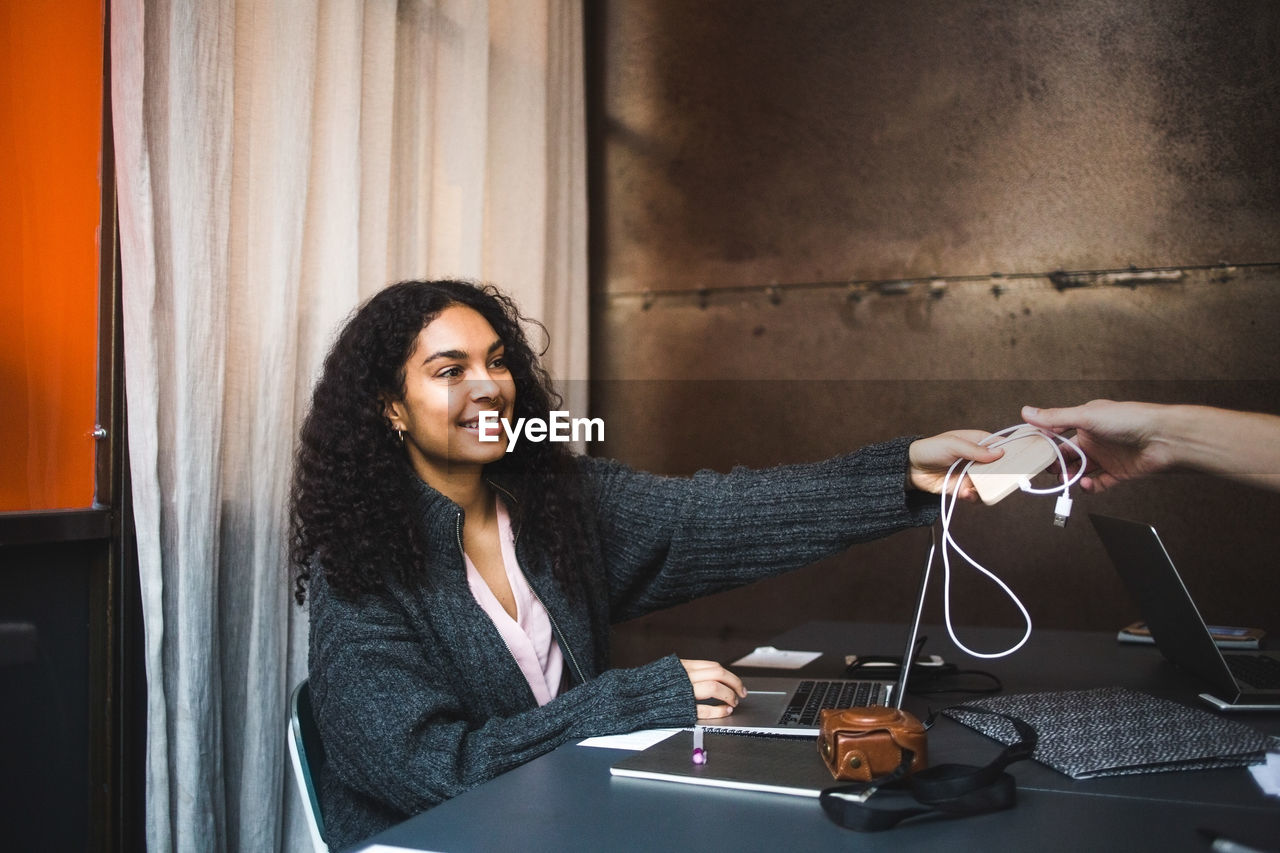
left=966, top=426, right=1059, bottom=505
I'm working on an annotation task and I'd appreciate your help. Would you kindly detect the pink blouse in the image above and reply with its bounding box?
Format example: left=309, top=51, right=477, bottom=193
left=463, top=499, right=564, bottom=706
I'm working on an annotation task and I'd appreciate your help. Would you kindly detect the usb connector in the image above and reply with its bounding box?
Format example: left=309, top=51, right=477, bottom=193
left=1054, top=494, right=1074, bottom=527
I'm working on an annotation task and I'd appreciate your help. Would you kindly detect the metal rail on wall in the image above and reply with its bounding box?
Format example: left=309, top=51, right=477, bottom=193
left=604, top=262, right=1279, bottom=310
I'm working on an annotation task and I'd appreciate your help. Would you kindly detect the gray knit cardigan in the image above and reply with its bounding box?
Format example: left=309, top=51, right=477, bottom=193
left=308, top=437, right=938, bottom=849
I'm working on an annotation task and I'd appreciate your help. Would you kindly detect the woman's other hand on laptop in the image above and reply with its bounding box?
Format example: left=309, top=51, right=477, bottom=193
left=681, top=659, right=748, bottom=719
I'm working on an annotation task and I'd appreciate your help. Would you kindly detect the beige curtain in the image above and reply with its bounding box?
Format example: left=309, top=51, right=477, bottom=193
left=110, top=1, right=587, bottom=850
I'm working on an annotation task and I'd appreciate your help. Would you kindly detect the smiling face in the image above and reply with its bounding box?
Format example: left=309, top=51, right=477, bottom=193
left=383, top=304, right=517, bottom=490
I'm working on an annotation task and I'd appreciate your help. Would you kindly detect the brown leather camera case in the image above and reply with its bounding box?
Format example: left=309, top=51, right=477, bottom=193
left=817, top=706, right=928, bottom=782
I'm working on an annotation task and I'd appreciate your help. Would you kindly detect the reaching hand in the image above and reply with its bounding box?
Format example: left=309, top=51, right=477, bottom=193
left=679, top=659, right=747, bottom=720
left=907, top=430, right=1004, bottom=501
left=1021, top=401, right=1175, bottom=493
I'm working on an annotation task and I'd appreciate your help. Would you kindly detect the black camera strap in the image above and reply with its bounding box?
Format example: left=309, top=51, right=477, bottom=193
left=819, top=707, right=1038, bottom=832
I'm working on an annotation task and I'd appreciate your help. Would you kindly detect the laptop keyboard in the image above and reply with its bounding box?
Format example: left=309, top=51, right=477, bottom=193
left=778, top=679, right=887, bottom=726
left=1226, top=654, right=1280, bottom=689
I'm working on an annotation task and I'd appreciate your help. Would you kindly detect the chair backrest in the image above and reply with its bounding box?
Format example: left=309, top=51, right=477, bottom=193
left=288, top=679, right=329, bottom=853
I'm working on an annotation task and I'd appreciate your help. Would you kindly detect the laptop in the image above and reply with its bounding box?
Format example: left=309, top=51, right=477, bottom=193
left=1090, top=513, right=1280, bottom=711
left=709, top=539, right=941, bottom=736
left=702, top=674, right=895, bottom=737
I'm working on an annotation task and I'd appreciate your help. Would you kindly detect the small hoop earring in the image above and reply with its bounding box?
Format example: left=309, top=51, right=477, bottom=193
left=396, top=428, right=405, bottom=444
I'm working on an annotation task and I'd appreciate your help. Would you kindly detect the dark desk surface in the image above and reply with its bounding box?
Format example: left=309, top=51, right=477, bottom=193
left=359, top=623, right=1280, bottom=853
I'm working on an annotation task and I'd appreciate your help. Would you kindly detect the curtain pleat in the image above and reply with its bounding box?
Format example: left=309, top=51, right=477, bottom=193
left=112, top=2, right=587, bottom=850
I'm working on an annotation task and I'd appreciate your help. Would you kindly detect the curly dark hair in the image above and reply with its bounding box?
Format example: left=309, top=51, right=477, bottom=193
left=289, top=279, right=587, bottom=604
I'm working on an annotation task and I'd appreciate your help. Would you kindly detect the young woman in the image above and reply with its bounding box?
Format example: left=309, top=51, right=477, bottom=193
left=289, top=279, right=1000, bottom=848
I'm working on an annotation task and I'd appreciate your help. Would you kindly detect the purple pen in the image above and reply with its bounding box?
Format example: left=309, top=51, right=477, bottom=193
left=691, top=725, right=707, bottom=765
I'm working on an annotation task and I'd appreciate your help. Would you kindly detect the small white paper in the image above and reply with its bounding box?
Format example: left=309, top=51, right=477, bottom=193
left=577, top=728, right=682, bottom=751
left=1248, top=763, right=1280, bottom=797
left=730, top=645, right=823, bottom=669
left=1249, top=751, right=1280, bottom=797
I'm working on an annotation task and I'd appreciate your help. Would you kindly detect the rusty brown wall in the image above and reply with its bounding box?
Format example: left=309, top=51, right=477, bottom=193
left=586, top=1, right=1280, bottom=663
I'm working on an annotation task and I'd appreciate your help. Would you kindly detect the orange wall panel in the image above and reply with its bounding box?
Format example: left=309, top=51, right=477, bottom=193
left=0, top=1, right=104, bottom=510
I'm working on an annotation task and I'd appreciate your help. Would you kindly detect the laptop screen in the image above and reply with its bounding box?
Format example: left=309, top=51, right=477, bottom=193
left=1089, top=513, right=1239, bottom=699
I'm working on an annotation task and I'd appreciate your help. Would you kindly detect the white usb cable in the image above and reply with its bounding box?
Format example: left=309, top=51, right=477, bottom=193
left=930, top=425, right=1088, bottom=659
